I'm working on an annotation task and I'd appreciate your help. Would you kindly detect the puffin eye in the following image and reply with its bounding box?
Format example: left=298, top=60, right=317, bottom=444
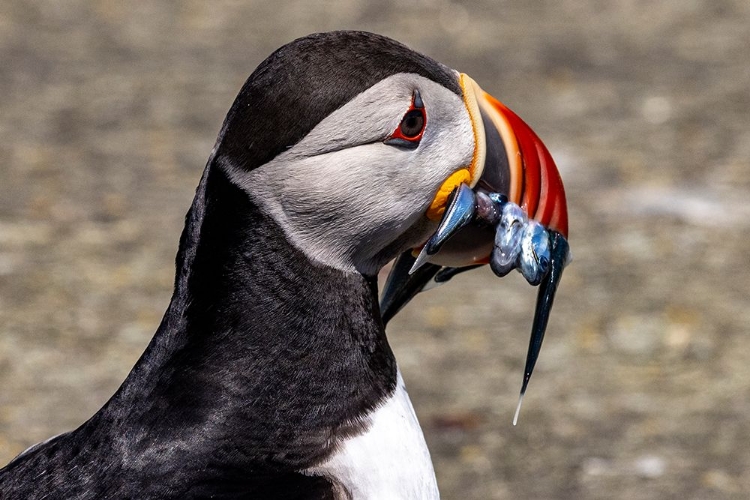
left=384, top=90, right=426, bottom=149
left=399, top=110, right=425, bottom=139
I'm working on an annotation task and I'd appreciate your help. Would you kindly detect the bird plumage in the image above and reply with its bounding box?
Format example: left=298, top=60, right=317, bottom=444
left=1, top=31, right=463, bottom=499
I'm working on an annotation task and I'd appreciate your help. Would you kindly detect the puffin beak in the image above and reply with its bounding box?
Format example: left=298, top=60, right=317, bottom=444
left=380, top=74, right=570, bottom=423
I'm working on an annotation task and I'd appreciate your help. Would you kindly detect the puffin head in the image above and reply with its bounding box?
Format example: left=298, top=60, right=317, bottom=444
left=210, top=32, right=569, bottom=411
left=215, top=32, right=566, bottom=273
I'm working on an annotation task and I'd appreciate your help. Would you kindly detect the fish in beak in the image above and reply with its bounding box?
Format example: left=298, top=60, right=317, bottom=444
left=380, top=74, right=571, bottom=424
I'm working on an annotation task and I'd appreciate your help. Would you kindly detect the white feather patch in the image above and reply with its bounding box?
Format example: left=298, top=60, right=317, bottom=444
left=305, top=372, right=439, bottom=499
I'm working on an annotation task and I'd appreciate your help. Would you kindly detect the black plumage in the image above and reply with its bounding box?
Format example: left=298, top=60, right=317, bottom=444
left=3, top=167, right=392, bottom=498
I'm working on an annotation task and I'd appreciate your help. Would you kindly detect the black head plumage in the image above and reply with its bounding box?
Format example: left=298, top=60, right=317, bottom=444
left=214, top=31, right=461, bottom=172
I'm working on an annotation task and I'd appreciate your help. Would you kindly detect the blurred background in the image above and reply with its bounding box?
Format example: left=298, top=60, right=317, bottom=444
left=1, top=1, right=749, bottom=498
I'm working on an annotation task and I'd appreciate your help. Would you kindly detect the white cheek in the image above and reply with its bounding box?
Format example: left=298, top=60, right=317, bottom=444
left=225, top=73, right=476, bottom=273
left=277, top=144, right=436, bottom=243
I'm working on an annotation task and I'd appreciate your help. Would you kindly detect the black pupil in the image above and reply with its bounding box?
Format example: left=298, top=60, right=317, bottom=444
left=400, top=110, right=424, bottom=138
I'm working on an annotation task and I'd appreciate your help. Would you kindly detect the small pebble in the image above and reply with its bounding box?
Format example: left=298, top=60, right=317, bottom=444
left=634, top=455, right=666, bottom=478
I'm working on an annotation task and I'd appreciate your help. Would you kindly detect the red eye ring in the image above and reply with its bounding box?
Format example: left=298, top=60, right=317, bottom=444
left=385, top=90, right=426, bottom=148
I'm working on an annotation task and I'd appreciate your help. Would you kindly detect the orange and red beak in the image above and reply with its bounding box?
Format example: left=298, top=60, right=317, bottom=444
left=423, top=74, right=567, bottom=267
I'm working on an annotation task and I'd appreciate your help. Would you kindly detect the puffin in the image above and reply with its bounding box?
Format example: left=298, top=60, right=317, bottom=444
left=0, top=31, right=569, bottom=499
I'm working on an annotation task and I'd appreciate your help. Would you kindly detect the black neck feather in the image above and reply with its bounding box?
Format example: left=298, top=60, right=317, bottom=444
left=0, top=165, right=397, bottom=498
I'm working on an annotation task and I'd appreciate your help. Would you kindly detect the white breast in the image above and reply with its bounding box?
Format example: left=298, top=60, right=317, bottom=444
left=306, top=372, right=440, bottom=499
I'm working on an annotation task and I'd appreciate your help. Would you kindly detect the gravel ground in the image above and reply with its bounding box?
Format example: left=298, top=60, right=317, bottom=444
left=1, top=1, right=749, bottom=498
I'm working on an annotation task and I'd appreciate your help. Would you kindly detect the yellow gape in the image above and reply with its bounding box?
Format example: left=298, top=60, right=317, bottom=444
left=425, top=169, right=471, bottom=220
